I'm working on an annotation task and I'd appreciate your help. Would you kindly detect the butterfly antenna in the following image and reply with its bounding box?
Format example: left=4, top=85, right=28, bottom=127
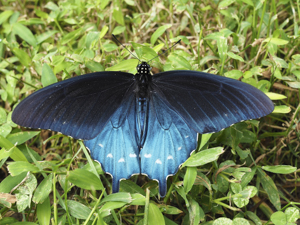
left=112, top=34, right=142, bottom=63
left=147, top=39, right=181, bottom=64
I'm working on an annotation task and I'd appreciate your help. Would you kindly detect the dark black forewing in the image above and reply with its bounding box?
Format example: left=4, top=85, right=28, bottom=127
left=150, top=70, right=274, bottom=134
left=12, top=72, right=135, bottom=140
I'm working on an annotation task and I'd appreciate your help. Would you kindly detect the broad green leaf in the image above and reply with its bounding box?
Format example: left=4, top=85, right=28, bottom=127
left=182, top=147, right=224, bottom=167
left=273, top=105, right=291, bottom=114
left=266, top=92, right=286, bottom=100
left=37, top=196, right=51, bottom=225
left=225, top=70, right=243, bottom=79
left=6, top=131, right=40, bottom=145
left=240, top=0, right=253, bottom=6
left=258, top=168, right=281, bottom=210
left=0, top=10, right=13, bottom=25
left=85, top=31, right=100, bottom=49
left=99, top=25, right=108, bottom=39
left=85, top=61, right=104, bottom=72
left=100, top=201, right=127, bottom=212
left=183, top=167, right=197, bottom=193
left=263, top=38, right=289, bottom=45
left=112, top=26, right=126, bottom=35
left=270, top=211, right=286, bottom=225
left=100, top=192, right=132, bottom=204
left=67, top=200, right=94, bottom=220
left=262, top=165, right=297, bottom=174
left=113, top=9, right=124, bottom=25
left=120, top=180, right=146, bottom=196
left=285, top=207, right=299, bottom=223
left=198, top=133, right=212, bottom=150
left=227, top=52, right=245, bottom=62
left=148, top=203, right=165, bottom=225
left=0, top=135, right=28, bottom=161
left=106, top=59, right=139, bottom=71
left=232, top=218, right=250, bottom=225
left=13, top=23, right=37, bottom=46
left=68, top=168, right=103, bottom=190
left=41, top=63, right=57, bottom=87
left=218, top=0, right=235, bottom=9
left=130, top=193, right=146, bottom=205
left=188, top=197, right=204, bottom=224
left=8, top=161, right=39, bottom=176
left=150, top=24, right=172, bottom=45
left=102, top=43, right=118, bottom=52
left=12, top=48, right=32, bottom=67
left=61, top=28, right=82, bottom=45
left=213, top=218, right=232, bottom=225
left=0, top=107, right=7, bottom=124
left=36, top=30, right=58, bottom=44
left=0, top=173, right=27, bottom=193
left=33, top=174, right=53, bottom=204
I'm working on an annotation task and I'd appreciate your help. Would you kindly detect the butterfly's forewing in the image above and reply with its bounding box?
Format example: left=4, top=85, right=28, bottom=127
left=85, top=92, right=140, bottom=193
left=12, top=72, right=135, bottom=140
left=151, top=70, right=274, bottom=134
left=140, top=94, right=197, bottom=196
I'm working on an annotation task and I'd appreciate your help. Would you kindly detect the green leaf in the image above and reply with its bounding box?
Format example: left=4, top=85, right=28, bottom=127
left=100, top=192, right=132, bottom=204
left=263, top=38, right=289, bottom=45
left=270, top=211, right=286, bottom=225
left=33, top=174, right=53, bottom=204
left=285, top=207, right=299, bottom=223
left=245, top=211, right=262, bottom=225
left=68, top=168, right=103, bottom=190
left=0, top=173, right=27, bottom=193
left=227, top=52, right=245, bottom=62
left=112, top=26, right=126, bottom=35
left=273, top=105, right=291, bottom=114
left=225, top=70, right=243, bottom=79
left=85, top=31, right=100, bottom=49
left=218, top=0, right=235, bottom=9
left=232, top=218, right=250, bottom=225
left=36, top=30, right=58, bottom=44
left=13, top=23, right=37, bottom=46
left=258, top=168, right=281, bottom=210
left=113, top=9, right=124, bottom=25
left=36, top=196, right=51, bottom=225
left=188, top=197, right=204, bottom=224
left=12, top=48, right=32, bottom=67
left=182, top=147, right=224, bottom=167
left=41, top=63, right=57, bottom=87
left=0, top=135, right=28, bottom=161
left=85, top=61, right=104, bottom=72
left=213, top=217, right=232, bottom=225
left=150, top=24, right=172, bottom=45
left=6, top=131, right=40, bottom=145
left=106, top=59, right=139, bottom=71
left=0, top=10, right=13, bottom=25
left=148, top=203, right=165, bottom=225
left=184, top=167, right=197, bottom=193
left=262, top=165, right=297, bottom=174
left=120, top=180, right=146, bottom=196
left=60, top=28, right=82, bottom=45
left=240, top=0, right=253, bottom=6
left=266, top=92, right=286, bottom=100
left=8, top=161, right=39, bottom=176
left=67, top=200, right=94, bottom=220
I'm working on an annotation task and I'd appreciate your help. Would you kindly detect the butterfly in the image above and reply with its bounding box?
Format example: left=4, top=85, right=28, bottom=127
left=12, top=40, right=274, bottom=197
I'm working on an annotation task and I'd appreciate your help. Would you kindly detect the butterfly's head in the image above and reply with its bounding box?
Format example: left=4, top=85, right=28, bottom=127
left=137, top=62, right=151, bottom=74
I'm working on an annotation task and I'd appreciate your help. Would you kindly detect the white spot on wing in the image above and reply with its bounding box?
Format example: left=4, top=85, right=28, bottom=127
left=144, top=154, right=152, bottom=158
left=167, top=155, right=173, bottom=160
left=178, top=146, right=182, bottom=150
left=129, top=153, right=137, bottom=158
left=185, top=135, right=189, bottom=138
left=118, top=158, right=125, bottom=163
left=107, top=153, right=113, bottom=158
left=99, top=143, right=103, bottom=147
left=155, top=159, right=162, bottom=164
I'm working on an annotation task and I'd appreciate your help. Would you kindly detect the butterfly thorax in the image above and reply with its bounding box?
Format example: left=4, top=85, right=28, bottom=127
left=135, top=62, right=152, bottom=148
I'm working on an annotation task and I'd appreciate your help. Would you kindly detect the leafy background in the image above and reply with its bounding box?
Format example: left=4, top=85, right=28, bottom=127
left=0, top=0, right=299, bottom=224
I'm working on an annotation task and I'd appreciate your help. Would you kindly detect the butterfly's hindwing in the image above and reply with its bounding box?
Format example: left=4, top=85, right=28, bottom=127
left=140, top=94, right=197, bottom=196
left=85, top=93, right=140, bottom=192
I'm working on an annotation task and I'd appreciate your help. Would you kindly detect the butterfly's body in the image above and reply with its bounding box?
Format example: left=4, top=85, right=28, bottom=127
left=12, top=60, right=274, bottom=196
